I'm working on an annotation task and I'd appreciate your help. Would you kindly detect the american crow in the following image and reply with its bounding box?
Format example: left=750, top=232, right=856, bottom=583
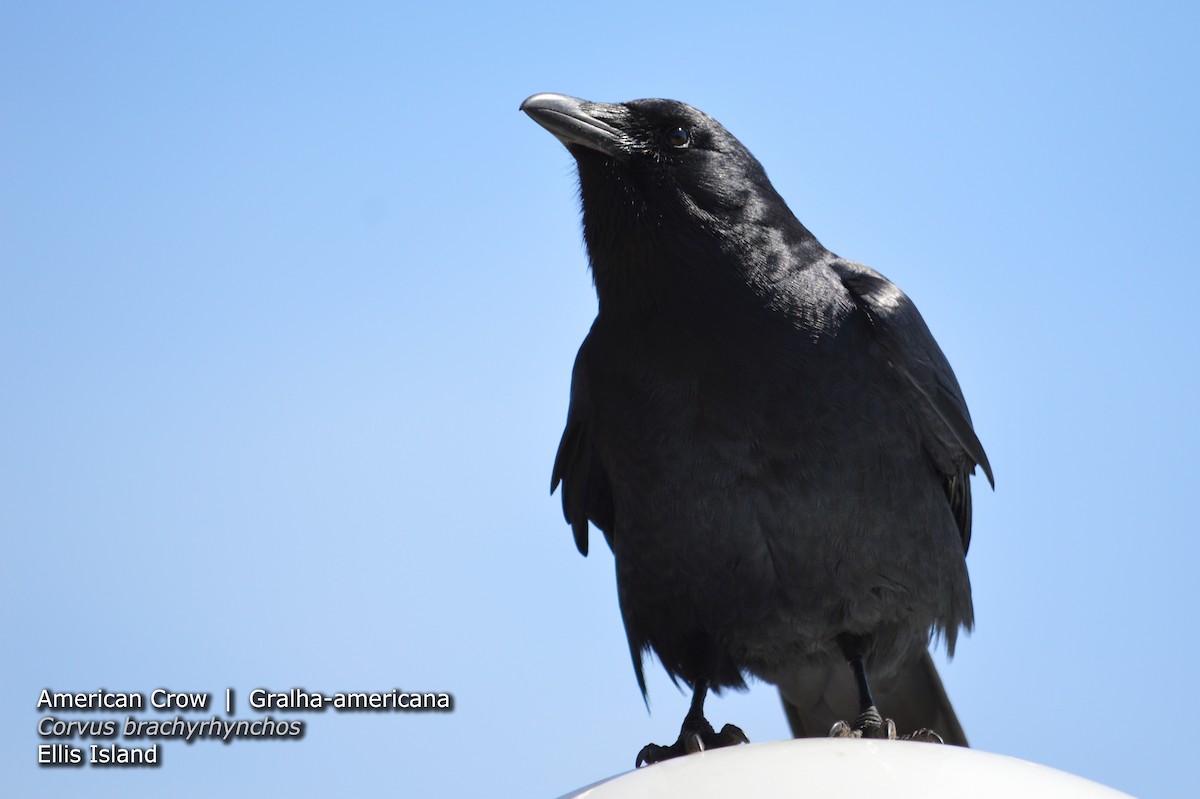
left=522, top=93, right=992, bottom=766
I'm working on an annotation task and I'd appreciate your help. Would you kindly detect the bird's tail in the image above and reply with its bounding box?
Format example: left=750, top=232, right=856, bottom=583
left=777, top=650, right=968, bottom=746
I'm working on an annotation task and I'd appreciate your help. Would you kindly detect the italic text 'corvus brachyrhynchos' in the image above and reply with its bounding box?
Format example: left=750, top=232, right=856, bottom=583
left=521, top=92, right=992, bottom=766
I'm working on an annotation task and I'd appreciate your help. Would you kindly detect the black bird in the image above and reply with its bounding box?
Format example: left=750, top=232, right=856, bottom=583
left=522, top=92, right=992, bottom=766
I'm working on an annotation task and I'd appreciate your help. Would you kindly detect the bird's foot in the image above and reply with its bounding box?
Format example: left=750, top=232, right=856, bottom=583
left=636, top=717, right=749, bottom=768
left=828, top=707, right=944, bottom=743
left=829, top=705, right=895, bottom=739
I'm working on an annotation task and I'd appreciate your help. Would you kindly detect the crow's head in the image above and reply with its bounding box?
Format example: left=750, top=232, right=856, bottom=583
left=521, top=93, right=783, bottom=225
left=522, top=93, right=815, bottom=305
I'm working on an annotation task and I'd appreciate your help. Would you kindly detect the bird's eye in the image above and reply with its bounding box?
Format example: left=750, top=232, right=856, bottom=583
left=666, top=126, right=690, bottom=149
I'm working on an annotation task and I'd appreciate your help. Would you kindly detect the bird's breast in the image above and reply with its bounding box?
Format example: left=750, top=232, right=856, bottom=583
left=583, top=317, right=962, bottom=660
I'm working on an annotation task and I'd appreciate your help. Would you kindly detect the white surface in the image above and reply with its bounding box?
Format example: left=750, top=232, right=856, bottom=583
left=559, top=739, right=1135, bottom=799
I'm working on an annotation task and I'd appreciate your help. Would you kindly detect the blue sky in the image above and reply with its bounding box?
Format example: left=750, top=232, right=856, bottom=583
left=1, top=2, right=1196, bottom=797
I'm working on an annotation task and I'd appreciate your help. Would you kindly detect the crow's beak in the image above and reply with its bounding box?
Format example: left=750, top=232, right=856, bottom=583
left=521, top=93, right=630, bottom=162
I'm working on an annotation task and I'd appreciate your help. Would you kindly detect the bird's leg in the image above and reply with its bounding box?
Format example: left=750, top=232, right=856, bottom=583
left=829, top=635, right=943, bottom=743
left=635, top=680, right=749, bottom=767
left=829, top=634, right=896, bottom=740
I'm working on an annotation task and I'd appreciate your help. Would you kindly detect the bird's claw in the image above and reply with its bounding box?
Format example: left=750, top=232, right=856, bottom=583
left=829, top=719, right=854, bottom=738
left=636, top=722, right=748, bottom=767
left=829, top=709, right=943, bottom=744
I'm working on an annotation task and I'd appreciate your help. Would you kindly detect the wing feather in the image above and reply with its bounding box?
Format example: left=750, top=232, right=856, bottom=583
left=551, top=337, right=615, bottom=557
left=833, top=260, right=992, bottom=552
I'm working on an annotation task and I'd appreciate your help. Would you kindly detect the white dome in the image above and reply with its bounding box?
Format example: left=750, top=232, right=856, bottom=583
left=559, top=739, right=1132, bottom=799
